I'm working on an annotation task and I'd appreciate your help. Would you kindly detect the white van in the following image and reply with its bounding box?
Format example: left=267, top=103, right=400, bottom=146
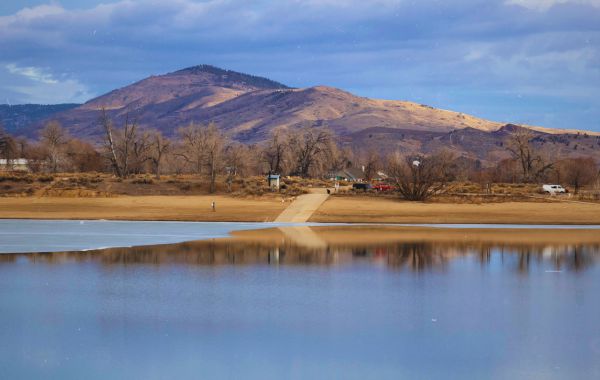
left=542, top=184, right=567, bottom=194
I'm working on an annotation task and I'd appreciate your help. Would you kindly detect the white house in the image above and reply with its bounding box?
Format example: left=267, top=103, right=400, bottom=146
left=0, top=158, right=29, bottom=172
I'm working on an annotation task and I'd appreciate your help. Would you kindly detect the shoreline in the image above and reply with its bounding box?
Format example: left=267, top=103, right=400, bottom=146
left=1, top=195, right=600, bottom=225
left=4, top=222, right=600, bottom=256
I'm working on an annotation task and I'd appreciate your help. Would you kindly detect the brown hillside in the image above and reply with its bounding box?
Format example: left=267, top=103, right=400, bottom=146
left=34, top=65, right=600, bottom=163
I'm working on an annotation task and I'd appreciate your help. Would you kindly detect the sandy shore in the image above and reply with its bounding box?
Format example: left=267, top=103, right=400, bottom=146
left=310, top=196, right=600, bottom=225
left=1, top=195, right=600, bottom=224
left=0, top=196, right=287, bottom=222
left=231, top=225, right=600, bottom=246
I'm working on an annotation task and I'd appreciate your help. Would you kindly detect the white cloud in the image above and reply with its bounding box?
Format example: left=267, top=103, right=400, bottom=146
left=0, top=4, right=65, bottom=25
left=505, top=0, right=600, bottom=10
left=6, top=63, right=58, bottom=84
left=3, top=63, right=93, bottom=104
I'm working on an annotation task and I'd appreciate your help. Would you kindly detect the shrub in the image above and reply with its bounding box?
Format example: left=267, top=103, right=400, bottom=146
left=37, top=175, right=54, bottom=183
left=131, top=178, right=154, bottom=185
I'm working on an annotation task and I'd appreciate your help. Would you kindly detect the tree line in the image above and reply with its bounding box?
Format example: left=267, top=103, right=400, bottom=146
left=1, top=114, right=599, bottom=198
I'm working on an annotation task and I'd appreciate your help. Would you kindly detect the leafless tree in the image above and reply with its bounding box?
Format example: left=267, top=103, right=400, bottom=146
left=65, top=138, right=104, bottom=172
left=225, top=143, right=250, bottom=176
left=177, top=122, right=227, bottom=193
left=203, top=123, right=228, bottom=193
left=387, top=151, right=454, bottom=201
left=223, top=143, right=249, bottom=192
left=288, top=127, right=332, bottom=177
left=148, top=130, right=170, bottom=179
left=327, top=145, right=353, bottom=174
left=39, top=121, right=70, bottom=172
left=177, top=122, right=206, bottom=174
left=130, top=130, right=152, bottom=174
left=558, top=157, right=598, bottom=194
left=506, top=129, right=553, bottom=182
left=361, top=150, right=380, bottom=181
left=99, top=108, right=149, bottom=177
left=0, top=125, right=17, bottom=169
left=262, top=131, right=287, bottom=174
left=99, top=108, right=123, bottom=177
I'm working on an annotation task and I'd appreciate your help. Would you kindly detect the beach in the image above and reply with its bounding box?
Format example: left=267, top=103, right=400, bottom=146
left=1, top=195, right=600, bottom=224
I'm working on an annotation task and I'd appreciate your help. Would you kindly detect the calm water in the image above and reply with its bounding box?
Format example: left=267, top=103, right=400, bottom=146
left=0, top=219, right=295, bottom=253
left=1, top=223, right=600, bottom=379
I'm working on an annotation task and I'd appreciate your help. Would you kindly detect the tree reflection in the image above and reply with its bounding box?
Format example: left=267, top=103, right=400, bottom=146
left=2, top=239, right=598, bottom=274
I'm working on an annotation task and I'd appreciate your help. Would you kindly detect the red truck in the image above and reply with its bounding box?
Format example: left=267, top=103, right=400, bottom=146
left=372, top=183, right=393, bottom=192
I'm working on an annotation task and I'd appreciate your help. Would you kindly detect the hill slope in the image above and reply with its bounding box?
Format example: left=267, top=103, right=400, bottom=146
left=34, top=66, right=504, bottom=141
left=7, top=65, right=600, bottom=163
left=0, top=104, right=80, bottom=135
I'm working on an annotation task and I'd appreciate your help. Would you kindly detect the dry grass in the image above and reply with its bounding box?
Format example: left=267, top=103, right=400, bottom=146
left=310, top=195, right=600, bottom=224
left=0, top=173, right=316, bottom=198
left=0, top=195, right=288, bottom=222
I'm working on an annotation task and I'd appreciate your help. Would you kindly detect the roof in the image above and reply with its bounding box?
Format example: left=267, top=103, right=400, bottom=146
left=334, top=168, right=365, bottom=180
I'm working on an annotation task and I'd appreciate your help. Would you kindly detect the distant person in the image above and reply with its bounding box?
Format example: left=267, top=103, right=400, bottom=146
left=211, top=201, right=216, bottom=212
left=327, top=189, right=331, bottom=194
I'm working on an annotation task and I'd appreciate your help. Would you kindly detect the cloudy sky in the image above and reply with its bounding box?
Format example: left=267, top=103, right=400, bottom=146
left=1, top=0, right=599, bottom=131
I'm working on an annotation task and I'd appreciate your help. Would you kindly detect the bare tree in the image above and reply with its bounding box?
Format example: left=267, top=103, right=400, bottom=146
left=262, top=131, right=287, bottom=174
left=327, top=145, right=353, bottom=174
left=558, top=157, right=598, bottom=194
left=130, top=130, right=152, bottom=174
left=39, top=121, right=70, bottom=172
left=203, top=123, right=227, bottom=193
left=177, top=122, right=206, bottom=174
left=226, top=143, right=251, bottom=176
left=99, top=108, right=123, bottom=177
left=288, top=127, right=332, bottom=177
left=0, top=125, right=16, bottom=169
left=362, top=150, right=380, bottom=181
left=506, top=129, right=553, bottom=182
left=177, top=122, right=227, bottom=193
left=148, top=130, right=170, bottom=179
left=387, top=151, right=454, bottom=201
left=99, top=108, right=148, bottom=177
left=224, top=143, right=248, bottom=192
left=65, top=138, right=104, bottom=172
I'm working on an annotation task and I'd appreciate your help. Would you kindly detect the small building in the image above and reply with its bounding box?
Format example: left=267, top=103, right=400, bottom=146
left=332, top=168, right=365, bottom=182
left=267, top=174, right=281, bottom=190
left=0, top=158, right=29, bottom=172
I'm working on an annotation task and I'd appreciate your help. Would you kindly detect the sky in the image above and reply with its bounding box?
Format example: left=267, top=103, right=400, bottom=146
left=0, top=0, right=599, bottom=131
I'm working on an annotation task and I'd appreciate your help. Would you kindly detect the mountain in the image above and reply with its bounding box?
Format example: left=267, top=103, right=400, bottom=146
left=6, top=64, right=600, bottom=163
left=0, top=104, right=80, bottom=135
left=33, top=65, right=503, bottom=141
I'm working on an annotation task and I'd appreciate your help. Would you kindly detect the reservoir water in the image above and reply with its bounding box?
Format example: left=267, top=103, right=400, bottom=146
left=1, top=221, right=599, bottom=379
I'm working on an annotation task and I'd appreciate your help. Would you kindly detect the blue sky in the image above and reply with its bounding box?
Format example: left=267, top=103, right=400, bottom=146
left=1, top=0, right=599, bottom=131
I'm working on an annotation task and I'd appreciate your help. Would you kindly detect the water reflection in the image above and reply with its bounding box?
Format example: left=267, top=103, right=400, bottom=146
left=2, top=226, right=599, bottom=273
left=2, top=225, right=600, bottom=379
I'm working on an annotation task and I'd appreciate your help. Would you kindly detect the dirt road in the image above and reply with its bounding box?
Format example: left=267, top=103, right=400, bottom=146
left=274, top=189, right=330, bottom=223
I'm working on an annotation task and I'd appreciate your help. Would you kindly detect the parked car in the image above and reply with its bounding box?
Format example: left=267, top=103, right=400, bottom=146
left=542, top=184, right=567, bottom=194
left=372, top=183, right=393, bottom=192
left=352, top=183, right=372, bottom=191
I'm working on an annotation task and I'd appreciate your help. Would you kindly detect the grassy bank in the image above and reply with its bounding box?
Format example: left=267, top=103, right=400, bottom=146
left=309, top=196, right=600, bottom=224
left=1, top=194, right=600, bottom=224
left=0, top=195, right=288, bottom=222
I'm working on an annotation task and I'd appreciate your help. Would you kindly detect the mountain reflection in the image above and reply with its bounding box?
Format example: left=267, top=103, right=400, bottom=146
left=2, top=225, right=599, bottom=273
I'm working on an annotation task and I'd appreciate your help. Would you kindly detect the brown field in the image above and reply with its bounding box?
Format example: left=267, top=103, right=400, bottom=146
left=0, top=196, right=288, bottom=222
left=0, top=194, right=599, bottom=224
left=232, top=225, right=600, bottom=245
left=0, top=173, right=326, bottom=197
left=309, top=196, right=600, bottom=224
